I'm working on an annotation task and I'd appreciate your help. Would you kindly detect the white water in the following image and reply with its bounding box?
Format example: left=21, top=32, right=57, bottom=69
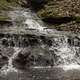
left=60, top=64, right=80, bottom=71
left=1, top=8, right=80, bottom=75
left=30, top=65, right=80, bottom=71
left=8, top=9, right=47, bottom=31
left=1, top=47, right=22, bottom=75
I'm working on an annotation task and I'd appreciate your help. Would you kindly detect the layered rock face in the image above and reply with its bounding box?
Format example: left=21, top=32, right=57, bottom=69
left=32, top=0, right=80, bottom=32
left=0, top=0, right=29, bottom=10
left=0, top=34, right=53, bottom=69
left=37, top=0, right=80, bottom=17
left=0, top=0, right=30, bottom=26
left=0, top=33, right=80, bottom=70
left=1, top=0, right=80, bottom=32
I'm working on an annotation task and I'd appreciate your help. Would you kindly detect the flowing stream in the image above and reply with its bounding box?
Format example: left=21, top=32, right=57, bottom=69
left=1, top=47, right=22, bottom=75
left=1, top=8, right=80, bottom=75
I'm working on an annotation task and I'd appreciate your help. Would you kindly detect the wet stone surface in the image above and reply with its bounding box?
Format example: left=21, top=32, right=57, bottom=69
left=0, top=33, right=80, bottom=80
left=0, top=68, right=80, bottom=80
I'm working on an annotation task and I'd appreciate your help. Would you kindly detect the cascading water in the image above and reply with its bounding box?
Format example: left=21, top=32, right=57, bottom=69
left=49, top=36, right=80, bottom=71
left=8, top=9, right=47, bottom=31
left=0, top=8, right=48, bottom=75
left=1, top=47, right=22, bottom=75
left=1, top=8, right=80, bottom=76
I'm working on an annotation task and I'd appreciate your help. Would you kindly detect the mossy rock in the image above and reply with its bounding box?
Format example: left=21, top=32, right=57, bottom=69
left=37, top=0, right=80, bottom=18
left=0, top=0, right=28, bottom=10
left=33, top=0, right=80, bottom=32
left=49, top=21, right=80, bottom=32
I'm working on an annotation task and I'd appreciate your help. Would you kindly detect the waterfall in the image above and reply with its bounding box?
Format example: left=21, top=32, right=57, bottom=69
left=1, top=8, right=80, bottom=75
left=8, top=9, right=47, bottom=31
left=0, top=47, right=22, bottom=75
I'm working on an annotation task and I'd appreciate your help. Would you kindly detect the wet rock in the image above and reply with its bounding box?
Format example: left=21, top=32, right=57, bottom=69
left=0, top=34, right=41, bottom=47
left=40, top=36, right=52, bottom=46
left=0, top=52, right=8, bottom=68
left=28, top=37, right=39, bottom=46
left=20, top=38, right=29, bottom=47
left=67, top=38, right=72, bottom=46
left=12, top=47, right=56, bottom=69
left=9, top=39, right=15, bottom=47
left=0, top=34, right=5, bottom=39
left=40, top=36, right=46, bottom=43
left=46, top=39, right=52, bottom=47
left=31, top=0, right=44, bottom=4
left=2, top=38, right=9, bottom=47
left=34, top=55, right=53, bottom=66
left=42, top=17, right=74, bottom=25
left=12, top=48, right=31, bottom=69
left=0, top=21, right=12, bottom=27
left=68, top=36, right=80, bottom=47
